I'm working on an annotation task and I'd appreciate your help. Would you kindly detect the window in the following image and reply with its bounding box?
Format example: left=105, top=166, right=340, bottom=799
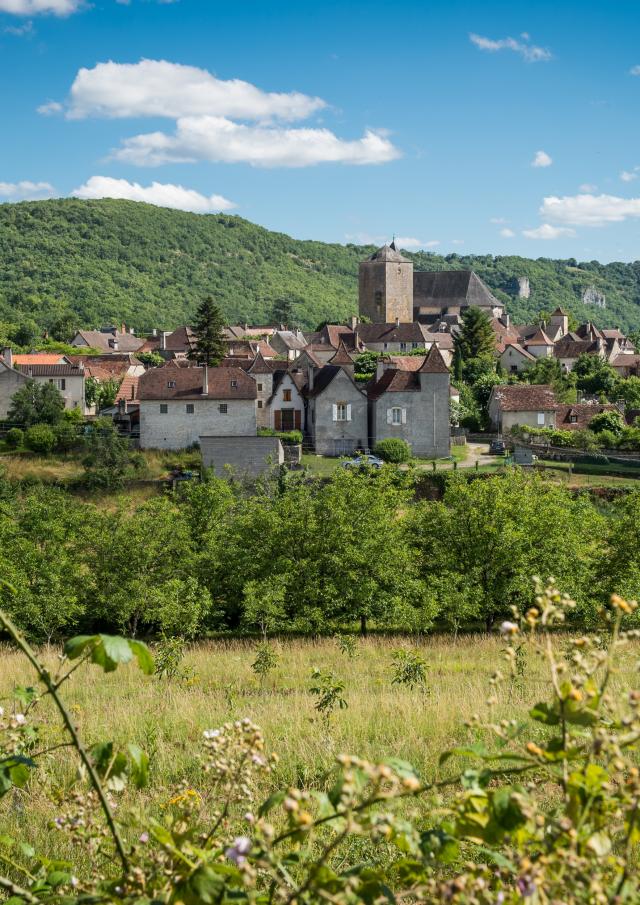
left=160, top=404, right=168, bottom=414
left=400, top=343, right=407, bottom=352
left=167, top=380, right=176, bottom=388
left=510, top=365, right=518, bottom=373
left=392, top=407, right=402, bottom=425
left=186, top=403, right=194, bottom=414
left=336, top=403, right=348, bottom=421
left=49, top=378, right=66, bottom=390
left=283, top=389, right=292, bottom=402
left=257, top=383, right=263, bottom=392
left=219, top=403, right=228, bottom=414
left=383, top=343, right=389, bottom=351
left=537, top=412, right=545, bottom=426
left=230, top=380, right=237, bottom=389
left=412, top=342, right=418, bottom=349
left=257, top=400, right=263, bottom=409
left=570, top=414, right=578, bottom=423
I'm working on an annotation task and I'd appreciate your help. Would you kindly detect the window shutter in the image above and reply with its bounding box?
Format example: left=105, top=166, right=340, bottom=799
left=387, top=408, right=393, bottom=425
left=332, top=403, right=338, bottom=422
left=401, top=408, right=407, bottom=424
left=294, top=410, right=301, bottom=430
left=346, top=404, right=352, bottom=422
left=274, top=410, right=282, bottom=430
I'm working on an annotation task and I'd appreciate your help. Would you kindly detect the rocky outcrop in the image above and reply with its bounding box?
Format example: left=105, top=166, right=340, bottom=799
left=582, top=286, right=606, bottom=308
left=516, top=276, right=531, bottom=299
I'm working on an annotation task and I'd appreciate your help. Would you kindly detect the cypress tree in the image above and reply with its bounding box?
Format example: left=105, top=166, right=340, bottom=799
left=189, top=296, right=227, bottom=366
left=454, top=307, right=496, bottom=362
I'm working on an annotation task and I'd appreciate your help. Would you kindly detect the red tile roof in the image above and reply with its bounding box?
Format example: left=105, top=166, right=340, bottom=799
left=138, top=365, right=257, bottom=400
left=491, top=384, right=557, bottom=412
left=368, top=368, right=420, bottom=400
left=555, top=403, right=618, bottom=430
left=418, top=344, right=450, bottom=373
left=13, top=353, right=69, bottom=365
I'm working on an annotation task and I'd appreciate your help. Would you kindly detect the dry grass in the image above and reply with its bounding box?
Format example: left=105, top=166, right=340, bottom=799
left=0, top=452, right=84, bottom=483
left=2, top=633, right=637, bottom=864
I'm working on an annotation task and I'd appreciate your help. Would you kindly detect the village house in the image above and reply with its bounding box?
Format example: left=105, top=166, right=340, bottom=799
left=499, top=343, right=536, bottom=374
left=71, top=325, right=145, bottom=354
left=488, top=384, right=557, bottom=433
left=367, top=344, right=451, bottom=458
left=268, top=369, right=306, bottom=431
left=305, top=366, right=368, bottom=456
left=137, top=363, right=257, bottom=450
left=0, top=349, right=87, bottom=416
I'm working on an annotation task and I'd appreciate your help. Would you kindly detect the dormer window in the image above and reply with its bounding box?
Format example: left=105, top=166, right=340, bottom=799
left=167, top=380, right=176, bottom=388
left=230, top=380, right=237, bottom=388
left=570, top=414, right=578, bottom=423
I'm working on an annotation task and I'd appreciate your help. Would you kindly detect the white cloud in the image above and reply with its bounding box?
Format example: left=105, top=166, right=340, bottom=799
left=36, top=100, right=63, bottom=115
left=490, top=216, right=508, bottom=224
left=451, top=239, right=464, bottom=246
left=72, top=176, right=236, bottom=213
left=500, top=228, right=515, bottom=238
left=4, top=17, right=33, bottom=33
left=579, top=183, right=597, bottom=192
left=620, top=167, right=640, bottom=182
left=0, top=180, right=56, bottom=200
left=630, top=65, right=640, bottom=76
left=540, top=192, right=640, bottom=226
left=112, top=116, right=400, bottom=168
left=393, top=237, right=439, bottom=249
left=469, top=32, right=552, bottom=62
left=532, top=149, right=552, bottom=168
left=522, top=223, right=576, bottom=240
left=0, top=0, right=80, bottom=14
left=63, top=59, right=326, bottom=122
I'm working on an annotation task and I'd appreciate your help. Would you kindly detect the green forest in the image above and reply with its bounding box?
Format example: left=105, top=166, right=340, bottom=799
left=1, top=198, right=640, bottom=335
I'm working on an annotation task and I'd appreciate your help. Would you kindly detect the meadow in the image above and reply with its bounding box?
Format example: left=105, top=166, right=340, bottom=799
left=1, top=631, right=637, bottom=865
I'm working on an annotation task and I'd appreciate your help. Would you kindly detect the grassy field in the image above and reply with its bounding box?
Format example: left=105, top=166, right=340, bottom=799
left=1, top=633, right=637, bottom=868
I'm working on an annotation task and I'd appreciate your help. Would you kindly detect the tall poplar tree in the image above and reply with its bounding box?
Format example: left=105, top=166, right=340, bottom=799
left=189, top=296, right=227, bottom=366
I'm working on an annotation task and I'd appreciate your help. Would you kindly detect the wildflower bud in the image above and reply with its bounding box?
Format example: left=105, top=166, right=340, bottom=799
left=500, top=621, right=518, bottom=636
left=526, top=742, right=544, bottom=758
left=284, top=797, right=299, bottom=812
left=402, top=776, right=421, bottom=792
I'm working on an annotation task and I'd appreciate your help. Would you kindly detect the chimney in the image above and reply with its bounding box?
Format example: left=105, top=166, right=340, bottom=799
left=376, top=360, right=385, bottom=380
left=121, top=322, right=126, bottom=334
left=160, top=332, right=168, bottom=351
left=307, top=365, right=314, bottom=392
left=350, top=315, right=359, bottom=331
left=395, top=317, right=400, bottom=327
left=152, top=328, right=158, bottom=337
left=502, top=313, right=510, bottom=328
left=202, top=364, right=208, bottom=395
left=2, top=347, right=12, bottom=369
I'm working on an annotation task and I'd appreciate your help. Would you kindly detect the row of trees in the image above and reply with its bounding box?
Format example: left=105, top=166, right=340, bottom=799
left=1, top=467, right=637, bottom=642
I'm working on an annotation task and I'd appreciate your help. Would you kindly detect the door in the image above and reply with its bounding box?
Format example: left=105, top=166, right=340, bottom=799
left=281, top=409, right=295, bottom=431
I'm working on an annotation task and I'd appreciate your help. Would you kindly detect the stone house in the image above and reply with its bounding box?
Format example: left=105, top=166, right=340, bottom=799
left=356, top=322, right=431, bottom=355
left=0, top=356, right=28, bottom=419
left=305, top=366, right=367, bottom=456
left=16, top=363, right=86, bottom=412
left=367, top=344, right=451, bottom=458
left=499, top=343, right=535, bottom=374
left=268, top=369, right=306, bottom=431
left=71, top=326, right=145, bottom=354
left=269, top=330, right=307, bottom=360
left=137, top=363, right=257, bottom=450
left=488, top=384, right=557, bottom=433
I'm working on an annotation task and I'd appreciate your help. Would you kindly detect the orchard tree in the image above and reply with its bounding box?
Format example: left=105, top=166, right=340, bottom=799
left=8, top=380, right=65, bottom=426
left=188, top=296, right=226, bottom=366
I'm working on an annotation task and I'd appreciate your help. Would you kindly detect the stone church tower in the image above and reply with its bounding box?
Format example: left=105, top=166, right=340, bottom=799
left=358, top=242, right=414, bottom=324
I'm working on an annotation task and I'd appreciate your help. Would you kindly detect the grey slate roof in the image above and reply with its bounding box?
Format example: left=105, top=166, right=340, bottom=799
left=413, top=270, right=500, bottom=310
left=362, top=242, right=411, bottom=264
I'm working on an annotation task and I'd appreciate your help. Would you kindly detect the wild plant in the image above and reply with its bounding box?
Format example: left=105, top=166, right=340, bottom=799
left=309, top=667, right=348, bottom=722
left=391, top=647, right=428, bottom=689
left=334, top=632, right=358, bottom=659
left=251, top=641, right=279, bottom=687
left=153, top=635, right=194, bottom=682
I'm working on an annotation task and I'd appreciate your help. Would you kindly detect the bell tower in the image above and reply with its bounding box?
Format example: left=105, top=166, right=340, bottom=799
left=358, top=241, right=414, bottom=324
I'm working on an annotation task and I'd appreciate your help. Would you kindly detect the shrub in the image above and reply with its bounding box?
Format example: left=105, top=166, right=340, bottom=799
left=5, top=427, right=23, bottom=448
left=257, top=427, right=303, bottom=445
left=374, top=438, right=412, bottom=463
left=54, top=420, right=81, bottom=453
left=25, top=423, right=56, bottom=455
left=589, top=409, right=625, bottom=435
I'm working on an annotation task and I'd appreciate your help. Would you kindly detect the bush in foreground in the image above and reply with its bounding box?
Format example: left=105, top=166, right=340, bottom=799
left=374, top=437, right=412, bottom=463
left=5, top=427, right=23, bottom=448
left=24, top=423, right=56, bottom=455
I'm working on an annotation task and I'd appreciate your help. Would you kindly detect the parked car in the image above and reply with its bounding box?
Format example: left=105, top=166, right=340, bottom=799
left=489, top=439, right=506, bottom=455
left=341, top=454, right=384, bottom=469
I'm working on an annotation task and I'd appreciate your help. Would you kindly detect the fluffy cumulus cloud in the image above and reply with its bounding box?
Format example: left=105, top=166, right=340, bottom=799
left=532, top=149, right=552, bottom=168
left=540, top=193, right=640, bottom=227
left=0, top=0, right=80, bottom=14
left=394, top=237, right=440, bottom=249
left=0, top=180, right=55, bottom=199
left=620, top=167, right=640, bottom=182
left=469, top=32, right=552, bottom=62
left=522, top=223, right=576, bottom=240
left=112, top=117, right=400, bottom=168
left=72, top=176, right=236, bottom=213
left=64, top=60, right=326, bottom=122
left=500, top=228, right=515, bottom=238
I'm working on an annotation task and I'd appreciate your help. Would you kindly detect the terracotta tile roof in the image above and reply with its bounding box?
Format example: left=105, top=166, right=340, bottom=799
left=418, top=344, right=450, bottom=373
left=328, top=340, right=355, bottom=366
left=501, top=342, right=535, bottom=361
left=138, top=365, right=257, bottom=401
left=116, top=375, right=139, bottom=402
left=219, top=357, right=254, bottom=370
left=555, top=403, right=618, bottom=430
left=163, top=326, right=197, bottom=353
left=491, top=384, right=557, bottom=412
left=524, top=327, right=554, bottom=346
left=357, top=322, right=430, bottom=344
left=368, top=368, right=420, bottom=400
left=384, top=355, right=425, bottom=372
left=73, top=330, right=145, bottom=353
left=13, top=353, right=69, bottom=365
left=363, top=241, right=411, bottom=264
left=554, top=339, right=598, bottom=359
left=17, top=363, right=84, bottom=377
left=322, top=324, right=358, bottom=350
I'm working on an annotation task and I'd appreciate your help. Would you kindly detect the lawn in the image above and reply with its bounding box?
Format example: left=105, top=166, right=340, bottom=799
left=1, top=633, right=637, bottom=869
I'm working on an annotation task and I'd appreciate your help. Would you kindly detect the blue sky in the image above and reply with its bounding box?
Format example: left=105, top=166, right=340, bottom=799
left=1, top=0, right=639, bottom=262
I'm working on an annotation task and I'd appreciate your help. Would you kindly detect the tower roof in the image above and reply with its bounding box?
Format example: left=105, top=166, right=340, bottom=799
left=362, top=243, right=411, bottom=264
left=328, top=340, right=355, bottom=366
left=418, top=344, right=450, bottom=374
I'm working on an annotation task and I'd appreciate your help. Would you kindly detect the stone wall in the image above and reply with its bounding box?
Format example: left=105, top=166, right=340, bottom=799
left=0, top=365, right=27, bottom=419
left=358, top=260, right=414, bottom=324
left=309, top=369, right=368, bottom=455
left=139, top=398, right=256, bottom=450
left=200, top=436, right=283, bottom=478
left=371, top=374, right=450, bottom=458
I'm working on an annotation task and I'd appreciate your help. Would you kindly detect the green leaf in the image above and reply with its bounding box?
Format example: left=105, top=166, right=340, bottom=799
left=474, top=846, right=517, bottom=873
left=128, top=744, right=149, bottom=789
left=258, top=789, right=286, bottom=817
left=529, top=701, right=560, bottom=725
left=439, top=744, right=489, bottom=766
left=382, top=758, right=420, bottom=781
left=95, top=635, right=134, bottom=671
left=64, top=635, right=98, bottom=660
left=128, top=639, right=154, bottom=675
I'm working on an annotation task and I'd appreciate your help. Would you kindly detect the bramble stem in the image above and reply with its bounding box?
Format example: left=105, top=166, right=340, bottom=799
left=0, top=607, right=129, bottom=874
